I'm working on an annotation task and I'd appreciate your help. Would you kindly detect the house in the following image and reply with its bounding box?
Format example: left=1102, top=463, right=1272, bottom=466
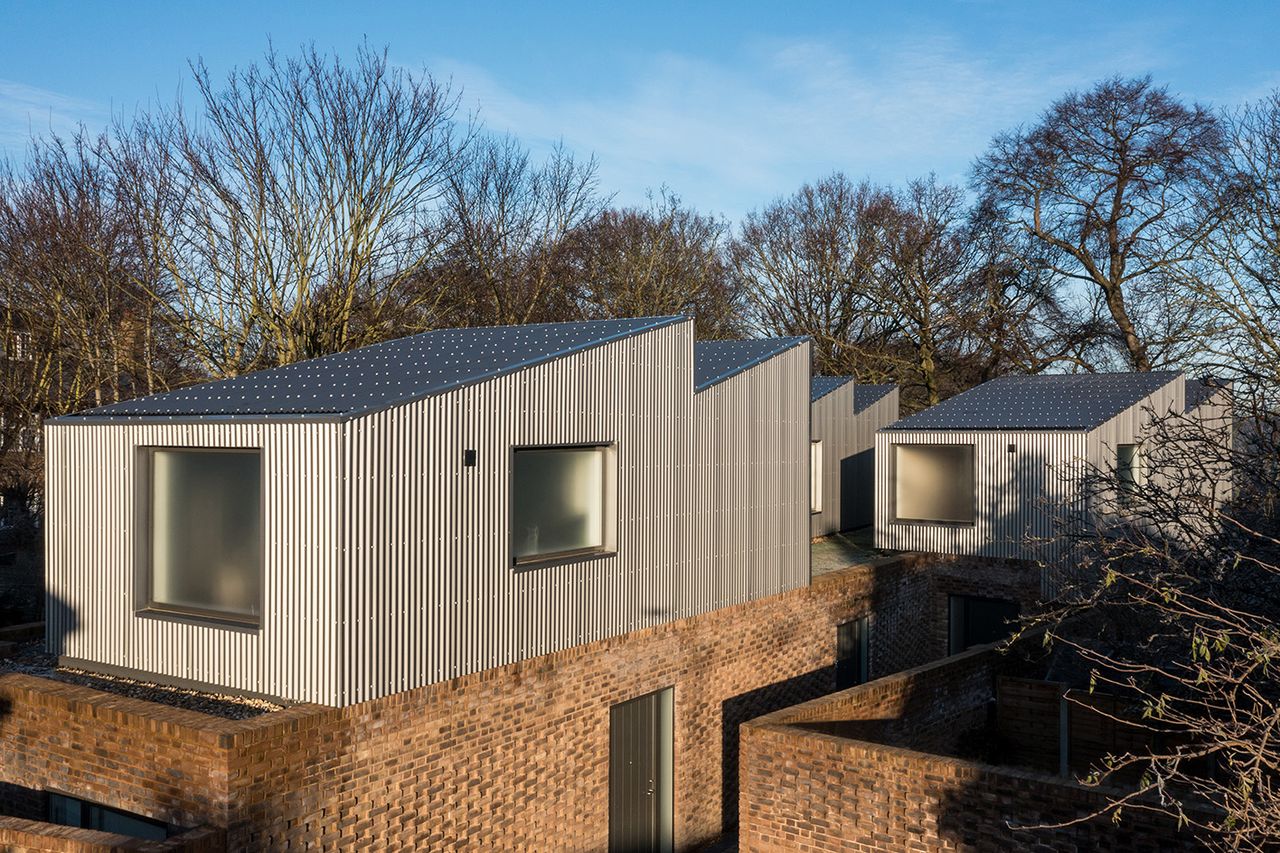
left=809, top=379, right=900, bottom=537
left=2, top=318, right=1076, bottom=850
left=43, top=316, right=817, bottom=709
left=874, top=371, right=1231, bottom=579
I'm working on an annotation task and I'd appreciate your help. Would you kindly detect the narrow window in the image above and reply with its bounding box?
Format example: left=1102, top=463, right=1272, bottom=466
left=512, top=445, right=616, bottom=565
left=1116, top=443, right=1144, bottom=504
left=810, top=439, right=824, bottom=514
left=894, top=444, right=975, bottom=523
left=835, top=616, right=870, bottom=689
left=48, top=793, right=172, bottom=841
left=948, top=594, right=1020, bottom=655
left=144, top=448, right=262, bottom=625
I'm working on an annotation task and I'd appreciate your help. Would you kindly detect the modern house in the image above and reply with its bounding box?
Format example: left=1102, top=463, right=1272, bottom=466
left=43, top=316, right=815, bottom=709
left=874, top=371, right=1231, bottom=575
left=808, top=378, right=899, bottom=537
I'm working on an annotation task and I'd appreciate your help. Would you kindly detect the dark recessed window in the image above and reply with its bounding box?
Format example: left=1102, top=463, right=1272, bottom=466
left=144, top=448, right=262, bottom=625
left=512, top=445, right=616, bottom=565
left=894, top=444, right=976, bottom=524
left=835, top=616, right=870, bottom=689
left=48, top=792, right=173, bottom=841
left=948, top=595, right=1020, bottom=655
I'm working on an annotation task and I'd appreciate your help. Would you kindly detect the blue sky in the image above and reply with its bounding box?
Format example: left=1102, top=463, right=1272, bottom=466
left=2, top=1, right=1278, bottom=222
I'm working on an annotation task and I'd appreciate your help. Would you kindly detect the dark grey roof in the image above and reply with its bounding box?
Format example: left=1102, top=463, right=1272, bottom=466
left=694, top=338, right=808, bottom=391
left=1184, top=378, right=1225, bottom=411
left=886, top=371, right=1183, bottom=431
left=62, top=316, right=684, bottom=421
left=854, top=383, right=896, bottom=413
left=811, top=375, right=854, bottom=402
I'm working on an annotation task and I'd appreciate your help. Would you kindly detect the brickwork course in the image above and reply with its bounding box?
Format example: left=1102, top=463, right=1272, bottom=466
left=0, top=554, right=1042, bottom=850
left=740, top=644, right=1206, bottom=852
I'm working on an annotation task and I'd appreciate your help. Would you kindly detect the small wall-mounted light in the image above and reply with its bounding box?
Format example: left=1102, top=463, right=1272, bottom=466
left=464, top=449, right=477, bottom=467
left=1007, top=443, right=1016, bottom=453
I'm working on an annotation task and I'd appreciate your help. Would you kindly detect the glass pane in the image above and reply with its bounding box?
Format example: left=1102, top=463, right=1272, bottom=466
left=810, top=441, right=823, bottom=513
left=1117, top=444, right=1139, bottom=486
left=894, top=444, right=975, bottom=523
left=151, top=450, right=261, bottom=619
left=512, top=448, right=605, bottom=560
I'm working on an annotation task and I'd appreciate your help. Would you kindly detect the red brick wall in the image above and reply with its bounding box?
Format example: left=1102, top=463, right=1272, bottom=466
left=0, top=816, right=224, bottom=852
left=740, top=646, right=1203, bottom=852
left=0, top=554, right=1042, bottom=851
left=5, top=556, right=981, bottom=851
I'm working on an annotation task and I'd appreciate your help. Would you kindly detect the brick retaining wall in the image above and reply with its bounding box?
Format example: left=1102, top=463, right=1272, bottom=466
left=2, top=554, right=1018, bottom=851
left=740, top=646, right=1203, bottom=852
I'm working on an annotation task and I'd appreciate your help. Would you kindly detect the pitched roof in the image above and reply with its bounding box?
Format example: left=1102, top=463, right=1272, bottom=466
left=62, top=316, right=685, bottom=421
left=1184, top=378, right=1225, bottom=411
left=811, top=375, right=854, bottom=402
left=694, top=338, right=808, bottom=391
left=885, top=371, right=1183, bottom=431
left=854, top=383, right=896, bottom=413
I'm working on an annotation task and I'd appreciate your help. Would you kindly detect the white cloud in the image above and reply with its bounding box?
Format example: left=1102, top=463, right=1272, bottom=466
left=430, top=30, right=1171, bottom=223
left=0, top=79, right=105, bottom=156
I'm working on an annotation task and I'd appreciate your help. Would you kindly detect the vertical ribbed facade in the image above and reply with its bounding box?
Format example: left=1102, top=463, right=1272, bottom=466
left=809, top=382, right=856, bottom=537
left=874, top=376, right=1187, bottom=593
left=46, top=321, right=813, bottom=706
left=44, top=420, right=344, bottom=704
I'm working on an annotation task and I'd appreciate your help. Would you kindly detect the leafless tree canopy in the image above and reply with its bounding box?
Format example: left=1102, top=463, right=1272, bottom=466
left=3, top=41, right=1280, bottom=848
left=973, top=76, right=1225, bottom=371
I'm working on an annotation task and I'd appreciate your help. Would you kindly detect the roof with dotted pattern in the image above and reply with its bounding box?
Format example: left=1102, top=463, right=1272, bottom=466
left=810, top=375, right=855, bottom=402
left=885, top=371, right=1183, bottom=431
left=61, top=316, right=685, bottom=421
left=694, top=338, right=808, bottom=391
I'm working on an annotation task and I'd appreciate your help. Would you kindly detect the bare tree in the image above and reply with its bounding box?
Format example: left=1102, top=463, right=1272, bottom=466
left=1026, top=390, right=1279, bottom=851
left=435, top=135, right=603, bottom=327
left=732, top=174, right=895, bottom=377
left=1178, top=92, right=1280, bottom=400
left=131, top=43, right=464, bottom=377
left=562, top=190, right=742, bottom=337
left=0, top=133, right=179, bottom=506
left=973, top=77, right=1224, bottom=371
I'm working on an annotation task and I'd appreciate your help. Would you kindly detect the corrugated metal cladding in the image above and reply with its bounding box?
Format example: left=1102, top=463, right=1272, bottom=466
left=49, top=320, right=813, bottom=706
left=809, top=381, right=856, bottom=537
left=691, top=342, right=811, bottom=615
left=809, top=382, right=899, bottom=537
left=44, top=420, right=344, bottom=704
left=875, top=375, right=1186, bottom=596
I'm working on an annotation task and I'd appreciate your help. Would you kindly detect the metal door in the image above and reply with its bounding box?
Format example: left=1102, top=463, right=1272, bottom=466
left=609, top=687, right=673, bottom=852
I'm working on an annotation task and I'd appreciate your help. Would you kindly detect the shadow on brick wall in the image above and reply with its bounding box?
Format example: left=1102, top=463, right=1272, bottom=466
left=721, top=665, right=834, bottom=831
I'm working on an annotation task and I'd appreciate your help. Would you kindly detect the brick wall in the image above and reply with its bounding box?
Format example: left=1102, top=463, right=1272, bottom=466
left=0, top=816, right=224, bottom=852
left=740, top=646, right=1204, bottom=852
left=4, top=554, right=1015, bottom=851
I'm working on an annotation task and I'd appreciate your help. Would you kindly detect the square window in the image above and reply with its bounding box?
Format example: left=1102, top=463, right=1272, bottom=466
left=893, top=444, right=975, bottom=524
left=144, top=448, right=262, bottom=624
left=511, top=445, right=616, bottom=564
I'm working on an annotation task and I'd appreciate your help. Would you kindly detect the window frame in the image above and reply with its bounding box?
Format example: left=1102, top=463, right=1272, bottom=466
left=1116, top=442, right=1145, bottom=505
left=810, top=439, right=824, bottom=514
left=508, top=442, right=618, bottom=569
left=135, top=446, right=265, bottom=629
left=835, top=615, right=870, bottom=689
left=892, top=442, right=977, bottom=525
